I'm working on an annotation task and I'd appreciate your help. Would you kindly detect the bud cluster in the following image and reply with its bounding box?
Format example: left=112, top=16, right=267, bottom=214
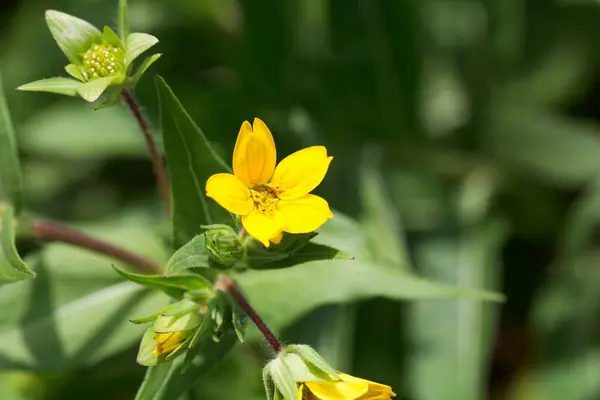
left=81, top=43, right=126, bottom=80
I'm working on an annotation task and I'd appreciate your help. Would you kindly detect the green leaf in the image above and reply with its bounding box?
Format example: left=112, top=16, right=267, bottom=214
left=165, top=234, right=212, bottom=274
left=246, top=242, right=353, bottom=269
left=17, top=77, right=82, bottom=97
left=113, top=266, right=212, bottom=298
left=0, top=216, right=169, bottom=370
left=64, top=64, right=85, bottom=81
left=77, top=76, right=118, bottom=103
left=45, top=10, right=102, bottom=64
left=156, top=76, right=231, bottom=247
left=134, top=332, right=237, bottom=400
left=118, top=0, right=130, bottom=42
left=132, top=53, right=162, bottom=84
left=0, top=205, right=35, bottom=284
left=236, top=213, right=505, bottom=342
left=0, top=71, right=24, bottom=212
left=126, top=33, right=159, bottom=67
left=20, top=102, right=145, bottom=160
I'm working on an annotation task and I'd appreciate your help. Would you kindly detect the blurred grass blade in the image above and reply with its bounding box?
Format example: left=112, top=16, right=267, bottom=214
left=156, top=76, right=231, bottom=247
left=134, top=332, right=237, bottom=400
left=359, top=148, right=410, bottom=270
left=0, top=205, right=35, bottom=284
left=0, top=71, right=24, bottom=212
left=405, top=171, right=505, bottom=400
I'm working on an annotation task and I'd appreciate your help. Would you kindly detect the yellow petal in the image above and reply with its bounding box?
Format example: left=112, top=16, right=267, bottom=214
left=242, top=211, right=282, bottom=247
left=338, top=374, right=395, bottom=399
left=270, top=146, right=332, bottom=199
left=270, top=232, right=283, bottom=245
left=206, top=173, right=253, bottom=215
left=153, top=332, right=183, bottom=356
left=276, top=195, right=333, bottom=234
left=306, top=378, right=368, bottom=400
left=233, top=118, right=276, bottom=186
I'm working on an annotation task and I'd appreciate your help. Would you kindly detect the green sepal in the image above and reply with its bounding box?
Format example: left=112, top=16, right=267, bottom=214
left=130, top=53, right=162, bottom=84
left=125, top=32, right=159, bottom=67
left=165, top=234, right=212, bottom=274
left=17, top=77, right=82, bottom=97
left=203, top=224, right=244, bottom=268
left=160, top=298, right=201, bottom=317
left=0, top=205, right=35, bottom=283
left=136, top=326, right=160, bottom=366
left=77, top=75, right=120, bottom=103
left=288, top=344, right=340, bottom=380
left=268, top=357, right=297, bottom=400
left=45, top=10, right=102, bottom=64
left=153, top=312, right=202, bottom=334
left=130, top=312, right=161, bottom=324
left=102, top=26, right=123, bottom=49
left=64, top=64, right=85, bottom=81
left=281, top=352, right=334, bottom=383
left=183, top=288, right=215, bottom=304
left=263, top=365, right=275, bottom=400
left=221, top=290, right=246, bottom=344
left=112, top=265, right=212, bottom=298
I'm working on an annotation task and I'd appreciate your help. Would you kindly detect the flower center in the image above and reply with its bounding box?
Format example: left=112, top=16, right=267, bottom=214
left=81, top=43, right=126, bottom=81
left=250, top=185, right=279, bottom=215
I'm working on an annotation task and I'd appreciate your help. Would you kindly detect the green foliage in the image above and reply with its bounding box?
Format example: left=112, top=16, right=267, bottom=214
left=0, top=205, right=35, bottom=284
left=4, top=0, right=600, bottom=399
left=156, top=76, right=231, bottom=247
left=0, top=71, right=23, bottom=212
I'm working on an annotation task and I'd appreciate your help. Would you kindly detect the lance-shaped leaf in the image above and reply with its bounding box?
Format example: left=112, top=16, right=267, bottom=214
left=246, top=242, right=353, bottom=270
left=113, top=266, right=212, bottom=298
left=0, top=71, right=23, bottom=212
left=45, top=10, right=102, bottom=64
left=156, top=76, right=231, bottom=247
left=131, top=53, right=162, bottom=84
left=17, top=77, right=82, bottom=97
left=165, top=234, right=212, bottom=274
left=0, top=205, right=35, bottom=284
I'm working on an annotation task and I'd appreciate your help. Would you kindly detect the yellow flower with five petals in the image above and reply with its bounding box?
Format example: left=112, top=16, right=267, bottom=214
left=296, top=372, right=396, bottom=400
left=206, top=118, right=334, bottom=246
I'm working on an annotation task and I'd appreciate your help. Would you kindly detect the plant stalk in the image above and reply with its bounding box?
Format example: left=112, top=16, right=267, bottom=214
left=121, top=89, right=171, bottom=217
left=217, top=275, right=282, bottom=353
left=29, top=220, right=162, bottom=274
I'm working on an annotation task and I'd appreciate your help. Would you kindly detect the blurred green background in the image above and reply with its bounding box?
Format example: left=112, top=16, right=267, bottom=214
left=3, top=0, right=600, bottom=399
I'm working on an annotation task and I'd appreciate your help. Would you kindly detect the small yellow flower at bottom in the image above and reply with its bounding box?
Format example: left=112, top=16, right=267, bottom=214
left=153, top=332, right=184, bottom=356
left=296, top=373, right=396, bottom=400
left=205, top=118, right=334, bottom=247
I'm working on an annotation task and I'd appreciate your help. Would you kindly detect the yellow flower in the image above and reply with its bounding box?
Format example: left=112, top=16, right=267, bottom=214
left=153, top=332, right=184, bottom=356
left=206, top=118, right=334, bottom=247
left=297, top=373, right=396, bottom=400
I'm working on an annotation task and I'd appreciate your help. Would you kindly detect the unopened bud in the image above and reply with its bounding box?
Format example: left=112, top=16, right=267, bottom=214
left=203, top=224, right=244, bottom=268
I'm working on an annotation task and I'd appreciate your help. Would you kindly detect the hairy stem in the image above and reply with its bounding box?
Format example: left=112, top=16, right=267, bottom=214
left=121, top=89, right=171, bottom=217
left=217, top=275, right=282, bottom=353
left=29, top=220, right=162, bottom=274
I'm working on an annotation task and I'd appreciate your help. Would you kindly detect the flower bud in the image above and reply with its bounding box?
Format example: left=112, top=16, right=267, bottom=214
left=262, top=345, right=395, bottom=400
left=203, top=224, right=244, bottom=268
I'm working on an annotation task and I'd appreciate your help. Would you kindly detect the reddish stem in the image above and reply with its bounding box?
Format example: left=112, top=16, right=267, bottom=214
left=217, top=275, right=282, bottom=353
left=121, top=89, right=172, bottom=217
left=30, top=220, right=162, bottom=274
